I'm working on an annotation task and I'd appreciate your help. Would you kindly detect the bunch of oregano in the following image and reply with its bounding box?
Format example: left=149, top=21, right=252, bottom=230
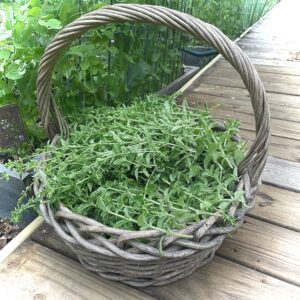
left=7, top=94, right=246, bottom=232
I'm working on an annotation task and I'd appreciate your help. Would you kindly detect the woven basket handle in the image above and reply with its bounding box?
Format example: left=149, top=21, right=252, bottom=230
left=36, top=4, right=270, bottom=185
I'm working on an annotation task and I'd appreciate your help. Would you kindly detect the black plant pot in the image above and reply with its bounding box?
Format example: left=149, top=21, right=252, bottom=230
left=0, top=164, right=36, bottom=228
left=181, top=46, right=218, bottom=67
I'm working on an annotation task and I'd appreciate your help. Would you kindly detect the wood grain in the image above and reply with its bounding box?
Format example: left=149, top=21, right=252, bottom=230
left=237, top=42, right=300, bottom=55
left=217, top=217, right=300, bottom=286
left=240, top=49, right=299, bottom=63
left=241, top=58, right=300, bottom=68
left=144, top=256, right=300, bottom=300
left=206, top=68, right=300, bottom=86
left=249, top=185, right=300, bottom=232
left=262, top=156, right=300, bottom=192
left=31, top=222, right=78, bottom=261
left=260, top=133, right=300, bottom=163
left=241, top=49, right=300, bottom=63
left=218, top=59, right=300, bottom=76
left=199, top=71, right=300, bottom=96
left=245, top=32, right=300, bottom=46
left=0, top=241, right=155, bottom=300
left=186, top=81, right=300, bottom=141
left=187, top=83, right=300, bottom=109
left=186, top=92, right=300, bottom=123
left=27, top=226, right=300, bottom=299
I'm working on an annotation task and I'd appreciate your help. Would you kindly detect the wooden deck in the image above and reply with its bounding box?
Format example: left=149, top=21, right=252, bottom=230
left=1, top=0, right=300, bottom=298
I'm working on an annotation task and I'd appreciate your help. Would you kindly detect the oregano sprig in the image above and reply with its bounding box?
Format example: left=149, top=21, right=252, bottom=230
left=7, top=94, right=247, bottom=231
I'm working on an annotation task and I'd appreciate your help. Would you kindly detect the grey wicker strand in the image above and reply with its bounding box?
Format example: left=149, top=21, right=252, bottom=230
left=35, top=4, right=271, bottom=287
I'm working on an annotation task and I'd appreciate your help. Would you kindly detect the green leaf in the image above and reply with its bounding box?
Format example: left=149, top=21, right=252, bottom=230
left=38, top=19, right=48, bottom=27
left=127, top=61, right=151, bottom=86
left=157, top=216, right=166, bottom=229
left=190, top=165, right=201, bottom=177
left=68, top=45, right=87, bottom=57
left=28, top=7, right=41, bottom=17
left=96, top=198, right=106, bottom=210
left=164, top=101, right=171, bottom=113
left=0, top=49, right=10, bottom=60
left=171, top=125, right=181, bottom=132
left=14, top=21, right=25, bottom=41
left=80, top=60, right=90, bottom=71
left=146, top=183, right=156, bottom=194
left=39, top=19, right=62, bottom=30
left=29, top=0, right=41, bottom=7
left=142, top=168, right=150, bottom=177
left=218, top=202, right=229, bottom=210
left=5, top=64, right=25, bottom=80
left=47, top=19, right=63, bottom=30
left=137, top=214, right=146, bottom=227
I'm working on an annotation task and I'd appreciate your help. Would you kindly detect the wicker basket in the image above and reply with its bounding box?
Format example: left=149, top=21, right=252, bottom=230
left=35, top=4, right=271, bottom=287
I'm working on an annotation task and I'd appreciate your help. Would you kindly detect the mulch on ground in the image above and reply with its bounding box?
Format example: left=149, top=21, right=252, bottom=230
left=0, top=218, right=20, bottom=250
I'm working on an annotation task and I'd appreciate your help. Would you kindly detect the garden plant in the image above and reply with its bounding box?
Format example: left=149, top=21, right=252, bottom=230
left=0, top=0, right=279, bottom=148
left=7, top=95, right=247, bottom=234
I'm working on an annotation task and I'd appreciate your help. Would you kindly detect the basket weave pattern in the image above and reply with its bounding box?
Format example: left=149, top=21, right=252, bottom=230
left=35, top=4, right=271, bottom=287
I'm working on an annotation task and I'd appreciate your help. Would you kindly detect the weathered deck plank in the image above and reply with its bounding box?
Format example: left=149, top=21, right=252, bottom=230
left=144, top=256, right=300, bottom=300
left=249, top=185, right=300, bottom=232
left=237, top=49, right=300, bottom=63
left=218, top=59, right=300, bottom=75
left=187, top=91, right=300, bottom=123
left=187, top=83, right=300, bottom=109
left=223, top=0, right=300, bottom=66
left=262, top=157, right=300, bottom=192
left=31, top=222, right=78, bottom=261
left=237, top=41, right=300, bottom=55
left=199, top=73, right=300, bottom=96
left=242, top=58, right=300, bottom=68
left=205, top=68, right=300, bottom=86
left=217, top=217, right=300, bottom=286
left=0, top=241, right=155, bottom=300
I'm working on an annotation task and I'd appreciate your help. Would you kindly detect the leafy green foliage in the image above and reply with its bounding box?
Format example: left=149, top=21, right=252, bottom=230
left=0, top=0, right=279, bottom=147
left=7, top=95, right=247, bottom=232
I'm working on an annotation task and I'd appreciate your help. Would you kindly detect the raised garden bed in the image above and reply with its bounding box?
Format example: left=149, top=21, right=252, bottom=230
left=0, top=162, right=39, bottom=261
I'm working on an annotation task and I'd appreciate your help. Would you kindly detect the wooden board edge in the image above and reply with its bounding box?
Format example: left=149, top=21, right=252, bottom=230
left=158, top=66, right=200, bottom=96
left=0, top=216, right=43, bottom=264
